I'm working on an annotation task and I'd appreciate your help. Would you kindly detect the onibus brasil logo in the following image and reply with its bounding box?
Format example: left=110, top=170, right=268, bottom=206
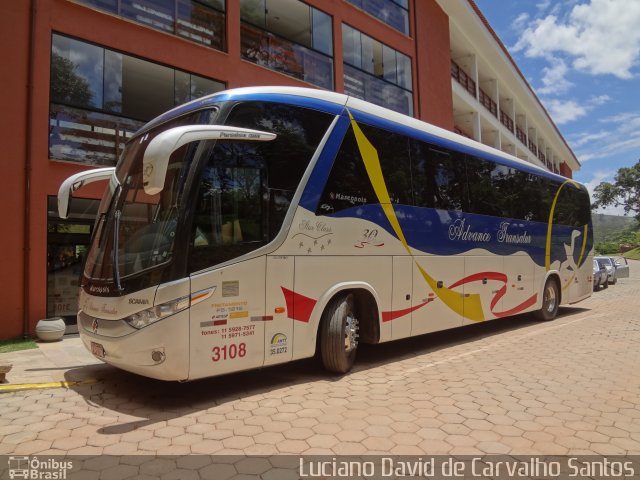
left=7, top=456, right=73, bottom=479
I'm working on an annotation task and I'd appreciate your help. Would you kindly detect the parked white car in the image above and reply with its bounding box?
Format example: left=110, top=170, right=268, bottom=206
left=595, top=256, right=617, bottom=285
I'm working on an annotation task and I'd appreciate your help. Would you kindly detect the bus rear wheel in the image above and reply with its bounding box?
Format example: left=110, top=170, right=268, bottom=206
left=535, top=278, right=559, bottom=321
left=320, top=293, right=359, bottom=374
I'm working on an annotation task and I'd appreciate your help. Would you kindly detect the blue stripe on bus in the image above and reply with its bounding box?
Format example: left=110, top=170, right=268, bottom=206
left=327, top=203, right=592, bottom=268
left=299, top=114, right=350, bottom=211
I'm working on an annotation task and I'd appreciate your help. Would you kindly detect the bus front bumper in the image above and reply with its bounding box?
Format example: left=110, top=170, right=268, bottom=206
left=78, top=309, right=190, bottom=381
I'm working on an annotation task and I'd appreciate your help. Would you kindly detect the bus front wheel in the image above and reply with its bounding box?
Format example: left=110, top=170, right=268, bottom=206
left=535, top=278, right=559, bottom=321
left=320, top=293, right=359, bottom=374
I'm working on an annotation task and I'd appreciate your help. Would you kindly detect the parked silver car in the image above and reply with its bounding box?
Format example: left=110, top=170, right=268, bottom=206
left=593, top=259, right=608, bottom=291
left=595, top=256, right=617, bottom=284
left=595, top=256, right=630, bottom=285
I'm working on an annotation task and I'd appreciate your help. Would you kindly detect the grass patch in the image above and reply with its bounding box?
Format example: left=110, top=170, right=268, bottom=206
left=0, top=337, right=38, bottom=354
left=624, top=247, right=640, bottom=260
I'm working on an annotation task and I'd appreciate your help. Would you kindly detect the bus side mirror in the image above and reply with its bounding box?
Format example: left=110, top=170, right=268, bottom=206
left=58, top=167, right=115, bottom=219
left=142, top=125, right=277, bottom=195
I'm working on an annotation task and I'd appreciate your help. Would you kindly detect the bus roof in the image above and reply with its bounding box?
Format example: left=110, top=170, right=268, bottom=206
left=138, top=86, right=569, bottom=184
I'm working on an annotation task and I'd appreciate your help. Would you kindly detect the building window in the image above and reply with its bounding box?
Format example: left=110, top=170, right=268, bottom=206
left=47, top=196, right=99, bottom=330
left=346, top=0, right=409, bottom=35
left=240, top=0, right=334, bottom=90
left=342, top=24, right=413, bottom=115
left=49, top=33, right=225, bottom=166
left=74, top=0, right=226, bottom=51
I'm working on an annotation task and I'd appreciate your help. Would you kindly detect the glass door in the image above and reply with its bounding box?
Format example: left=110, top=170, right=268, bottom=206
left=47, top=197, right=99, bottom=333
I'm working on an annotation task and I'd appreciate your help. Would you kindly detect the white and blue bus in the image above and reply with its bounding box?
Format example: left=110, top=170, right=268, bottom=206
left=58, top=87, right=593, bottom=381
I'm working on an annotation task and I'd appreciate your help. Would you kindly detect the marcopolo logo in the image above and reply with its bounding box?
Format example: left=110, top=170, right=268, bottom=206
left=8, top=456, right=73, bottom=479
left=88, top=285, right=110, bottom=294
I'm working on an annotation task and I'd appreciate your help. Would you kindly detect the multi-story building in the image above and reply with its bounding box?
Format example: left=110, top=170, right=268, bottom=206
left=1, top=0, right=580, bottom=339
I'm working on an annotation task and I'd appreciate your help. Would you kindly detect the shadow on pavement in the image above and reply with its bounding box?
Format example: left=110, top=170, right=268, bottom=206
left=63, top=306, right=590, bottom=433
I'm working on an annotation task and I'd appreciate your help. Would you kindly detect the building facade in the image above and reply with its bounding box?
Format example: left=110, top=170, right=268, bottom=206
left=0, top=0, right=580, bottom=339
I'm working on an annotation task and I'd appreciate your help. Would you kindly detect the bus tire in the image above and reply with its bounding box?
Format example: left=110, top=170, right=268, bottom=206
left=535, top=277, right=559, bottom=321
left=320, top=293, right=359, bottom=374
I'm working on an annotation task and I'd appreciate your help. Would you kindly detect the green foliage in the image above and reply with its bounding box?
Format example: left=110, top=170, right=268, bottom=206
left=592, top=213, right=640, bottom=254
left=595, top=242, right=619, bottom=255
left=50, top=52, right=93, bottom=107
left=592, top=160, right=640, bottom=219
left=591, top=213, right=637, bottom=243
left=625, top=247, right=640, bottom=260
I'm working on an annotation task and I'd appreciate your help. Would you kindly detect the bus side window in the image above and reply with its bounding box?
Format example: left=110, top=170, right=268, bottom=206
left=316, top=126, right=377, bottom=214
left=189, top=142, right=267, bottom=272
left=188, top=102, right=334, bottom=272
left=465, top=155, right=513, bottom=218
left=555, top=183, right=591, bottom=227
left=359, top=123, right=412, bottom=206
left=411, top=140, right=466, bottom=212
left=317, top=122, right=413, bottom=215
left=511, top=173, right=553, bottom=223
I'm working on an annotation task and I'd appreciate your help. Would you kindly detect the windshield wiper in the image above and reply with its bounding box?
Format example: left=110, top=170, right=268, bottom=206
left=112, top=209, right=124, bottom=293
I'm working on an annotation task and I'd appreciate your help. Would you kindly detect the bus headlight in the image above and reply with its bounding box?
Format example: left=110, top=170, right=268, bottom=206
left=125, top=296, right=190, bottom=329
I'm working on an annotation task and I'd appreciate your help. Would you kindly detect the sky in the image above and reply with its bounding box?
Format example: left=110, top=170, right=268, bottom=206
left=474, top=0, right=640, bottom=216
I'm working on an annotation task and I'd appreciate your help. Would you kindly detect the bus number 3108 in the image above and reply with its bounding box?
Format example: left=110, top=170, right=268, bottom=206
left=212, top=343, right=247, bottom=362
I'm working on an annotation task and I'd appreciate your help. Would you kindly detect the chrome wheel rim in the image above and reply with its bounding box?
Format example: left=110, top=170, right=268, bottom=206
left=344, top=314, right=359, bottom=352
left=544, top=284, right=557, bottom=313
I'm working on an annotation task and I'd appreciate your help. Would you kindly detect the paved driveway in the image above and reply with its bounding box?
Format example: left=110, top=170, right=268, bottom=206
left=1, top=261, right=639, bottom=457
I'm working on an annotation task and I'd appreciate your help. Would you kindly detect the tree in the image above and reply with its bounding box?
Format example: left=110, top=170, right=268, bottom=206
left=592, top=160, right=640, bottom=219
left=50, top=52, right=93, bottom=107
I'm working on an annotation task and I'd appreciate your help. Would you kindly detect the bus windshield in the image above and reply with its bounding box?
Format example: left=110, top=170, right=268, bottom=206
left=84, top=109, right=217, bottom=285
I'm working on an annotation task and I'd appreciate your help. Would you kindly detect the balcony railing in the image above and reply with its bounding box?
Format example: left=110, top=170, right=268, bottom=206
left=77, top=0, right=225, bottom=50
left=479, top=88, right=497, bottom=117
left=538, top=151, right=547, bottom=165
left=49, top=104, right=144, bottom=166
left=451, top=60, right=476, bottom=98
left=515, top=126, right=527, bottom=145
left=528, top=139, right=538, bottom=156
left=241, top=22, right=333, bottom=90
left=500, top=110, right=514, bottom=133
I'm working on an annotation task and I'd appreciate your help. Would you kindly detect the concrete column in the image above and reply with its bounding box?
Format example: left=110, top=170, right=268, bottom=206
left=471, top=111, right=481, bottom=142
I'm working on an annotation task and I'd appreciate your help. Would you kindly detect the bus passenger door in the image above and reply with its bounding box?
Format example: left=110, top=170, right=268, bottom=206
left=188, top=257, right=266, bottom=380
left=412, top=256, right=464, bottom=335
left=391, top=257, right=412, bottom=340
left=264, top=255, right=294, bottom=366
